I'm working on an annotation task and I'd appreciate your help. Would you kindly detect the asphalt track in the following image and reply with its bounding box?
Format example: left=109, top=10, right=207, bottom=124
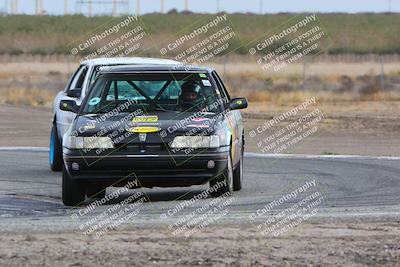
left=0, top=148, right=399, bottom=232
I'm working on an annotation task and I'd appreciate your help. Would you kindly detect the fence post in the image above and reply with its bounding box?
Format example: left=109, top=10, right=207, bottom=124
left=380, top=55, right=385, bottom=91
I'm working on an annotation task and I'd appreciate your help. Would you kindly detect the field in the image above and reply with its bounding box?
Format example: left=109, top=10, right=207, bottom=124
left=1, top=55, right=400, bottom=106
left=0, top=13, right=400, bottom=55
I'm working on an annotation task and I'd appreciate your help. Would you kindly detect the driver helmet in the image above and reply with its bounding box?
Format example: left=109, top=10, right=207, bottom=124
left=178, top=81, right=203, bottom=109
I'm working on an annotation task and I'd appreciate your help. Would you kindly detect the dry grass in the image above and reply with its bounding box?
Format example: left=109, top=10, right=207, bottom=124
left=0, top=88, right=55, bottom=107
left=1, top=58, right=400, bottom=108
left=238, top=90, right=400, bottom=105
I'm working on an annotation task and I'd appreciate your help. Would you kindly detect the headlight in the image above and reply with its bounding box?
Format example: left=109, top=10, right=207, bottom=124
left=63, top=136, right=114, bottom=149
left=170, top=135, right=220, bottom=148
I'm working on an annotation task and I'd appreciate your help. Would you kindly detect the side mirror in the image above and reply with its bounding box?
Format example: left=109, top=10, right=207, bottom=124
left=229, top=97, right=248, bottom=110
left=60, top=100, right=79, bottom=113
left=66, top=88, right=81, bottom=98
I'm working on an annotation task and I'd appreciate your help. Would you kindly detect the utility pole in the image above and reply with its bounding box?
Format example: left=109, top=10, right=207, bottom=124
left=184, top=0, right=188, bottom=11
left=259, top=0, right=263, bottom=14
left=88, top=0, right=92, bottom=16
left=64, top=0, right=68, bottom=15
left=136, top=0, right=140, bottom=16
left=36, top=0, right=43, bottom=15
left=160, top=0, right=164, bottom=13
left=11, top=0, right=18, bottom=14
left=112, top=0, right=116, bottom=16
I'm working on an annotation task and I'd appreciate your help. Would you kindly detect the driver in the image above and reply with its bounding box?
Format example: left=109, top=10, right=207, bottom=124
left=178, top=81, right=204, bottom=111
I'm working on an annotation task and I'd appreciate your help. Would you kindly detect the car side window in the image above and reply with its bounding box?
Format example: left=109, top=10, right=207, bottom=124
left=64, top=66, right=81, bottom=93
left=212, top=71, right=231, bottom=102
left=68, top=65, right=88, bottom=93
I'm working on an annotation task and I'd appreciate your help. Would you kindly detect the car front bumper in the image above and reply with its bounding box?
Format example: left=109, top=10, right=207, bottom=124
left=63, top=147, right=229, bottom=187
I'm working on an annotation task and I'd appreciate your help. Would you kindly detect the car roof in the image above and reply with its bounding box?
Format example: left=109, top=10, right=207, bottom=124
left=99, top=64, right=214, bottom=74
left=80, top=57, right=181, bottom=66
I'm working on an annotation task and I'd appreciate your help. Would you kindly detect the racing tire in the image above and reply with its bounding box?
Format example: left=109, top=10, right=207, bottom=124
left=49, top=123, right=63, bottom=172
left=233, top=151, right=243, bottom=191
left=62, top=165, right=85, bottom=206
left=210, top=152, right=234, bottom=197
left=86, top=186, right=106, bottom=199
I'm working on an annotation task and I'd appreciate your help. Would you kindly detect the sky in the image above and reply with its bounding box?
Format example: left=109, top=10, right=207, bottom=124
left=1, top=0, right=399, bottom=15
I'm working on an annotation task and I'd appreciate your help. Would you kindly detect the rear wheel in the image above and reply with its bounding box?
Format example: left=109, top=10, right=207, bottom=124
left=233, top=150, right=243, bottom=191
left=210, top=152, right=233, bottom=197
left=49, top=124, right=62, bottom=172
left=62, top=165, right=85, bottom=206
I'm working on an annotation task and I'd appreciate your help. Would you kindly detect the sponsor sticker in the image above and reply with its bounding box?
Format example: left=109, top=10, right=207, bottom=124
left=88, top=97, right=101, bottom=106
left=202, top=80, right=212, bottom=87
left=127, top=126, right=161, bottom=133
left=132, top=115, right=159, bottom=123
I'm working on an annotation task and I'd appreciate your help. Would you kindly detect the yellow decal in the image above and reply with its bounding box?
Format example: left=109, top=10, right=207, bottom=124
left=128, top=126, right=161, bottom=133
left=132, top=116, right=158, bottom=123
left=237, top=100, right=242, bottom=105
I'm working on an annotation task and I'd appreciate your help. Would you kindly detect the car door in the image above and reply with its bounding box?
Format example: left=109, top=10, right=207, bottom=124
left=56, top=65, right=89, bottom=139
left=211, top=71, right=243, bottom=167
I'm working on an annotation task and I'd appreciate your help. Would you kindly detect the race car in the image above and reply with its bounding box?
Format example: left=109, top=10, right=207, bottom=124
left=50, top=57, right=180, bottom=171
left=59, top=64, right=248, bottom=206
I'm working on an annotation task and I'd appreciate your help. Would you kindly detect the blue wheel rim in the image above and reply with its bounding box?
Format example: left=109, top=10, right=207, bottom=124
left=49, top=129, right=55, bottom=166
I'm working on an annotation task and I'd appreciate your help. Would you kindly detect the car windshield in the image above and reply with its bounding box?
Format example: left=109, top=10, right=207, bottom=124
left=82, top=72, right=223, bottom=114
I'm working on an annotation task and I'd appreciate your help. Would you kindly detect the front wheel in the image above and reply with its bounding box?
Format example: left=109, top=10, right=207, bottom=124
left=49, top=124, right=62, bottom=172
left=86, top=186, right=106, bottom=199
left=62, top=165, right=85, bottom=206
left=233, top=151, right=243, bottom=191
left=210, top=152, right=233, bottom=197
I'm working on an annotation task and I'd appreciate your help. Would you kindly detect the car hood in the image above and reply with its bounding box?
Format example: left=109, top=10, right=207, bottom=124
left=73, top=111, right=222, bottom=144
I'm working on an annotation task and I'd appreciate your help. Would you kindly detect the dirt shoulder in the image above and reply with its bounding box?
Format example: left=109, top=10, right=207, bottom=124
left=0, top=105, right=52, bottom=147
left=0, top=218, right=399, bottom=266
